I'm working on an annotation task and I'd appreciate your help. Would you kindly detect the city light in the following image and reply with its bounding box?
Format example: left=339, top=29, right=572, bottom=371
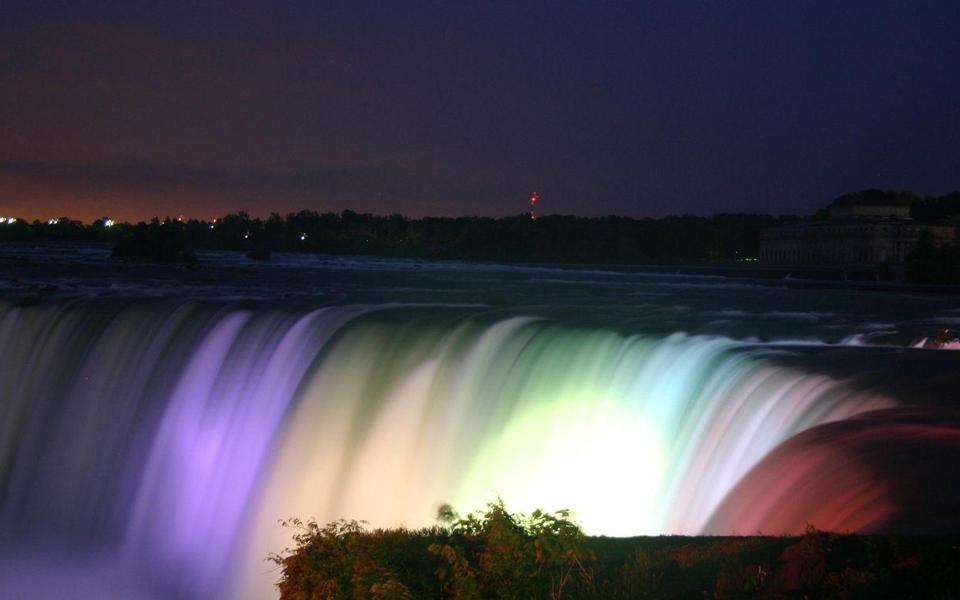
left=47, top=218, right=59, bottom=225
left=104, top=219, right=115, bottom=227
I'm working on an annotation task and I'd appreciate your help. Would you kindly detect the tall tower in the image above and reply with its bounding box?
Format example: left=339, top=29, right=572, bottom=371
left=530, top=191, right=538, bottom=221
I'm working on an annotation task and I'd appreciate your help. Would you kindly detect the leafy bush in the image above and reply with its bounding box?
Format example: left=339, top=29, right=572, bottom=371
left=428, top=500, right=595, bottom=599
left=271, top=501, right=594, bottom=600
left=272, top=511, right=960, bottom=600
left=269, top=518, right=442, bottom=600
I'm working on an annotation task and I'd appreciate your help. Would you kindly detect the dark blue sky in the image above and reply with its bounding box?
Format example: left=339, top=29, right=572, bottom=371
left=1, top=1, right=958, bottom=221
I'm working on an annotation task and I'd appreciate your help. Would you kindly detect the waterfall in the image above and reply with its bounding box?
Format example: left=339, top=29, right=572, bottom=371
left=0, top=299, right=899, bottom=599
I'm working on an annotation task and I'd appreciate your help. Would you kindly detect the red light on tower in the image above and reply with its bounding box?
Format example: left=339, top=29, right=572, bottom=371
left=530, top=191, right=538, bottom=220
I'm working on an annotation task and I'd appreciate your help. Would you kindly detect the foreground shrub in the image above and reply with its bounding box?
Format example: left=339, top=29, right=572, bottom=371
left=428, top=501, right=595, bottom=599
left=271, top=501, right=593, bottom=600
left=269, top=518, right=444, bottom=600
left=273, top=510, right=960, bottom=600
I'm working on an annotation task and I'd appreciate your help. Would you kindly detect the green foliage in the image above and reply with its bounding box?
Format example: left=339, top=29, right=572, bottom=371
left=596, top=548, right=659, bottom=599
left=274, top=514, right=960, bottom=600
left=798, top=524, right=828, bottom=593
left=268, top=518, right=433, bottom=600
left=428, top=500, right=595, bottom=600
left=271, top=502, right=596, bottom=600
left=714, top=552, right=757, bottom=600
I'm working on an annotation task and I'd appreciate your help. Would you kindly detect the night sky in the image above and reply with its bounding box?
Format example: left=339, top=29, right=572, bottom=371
left=2, top=1, right=958, bottom=222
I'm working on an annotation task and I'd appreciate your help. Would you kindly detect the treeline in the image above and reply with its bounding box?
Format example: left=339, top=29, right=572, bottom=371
left=2, top=189, right=958, bottom=268
left=0, top=211, right=794, bottom=264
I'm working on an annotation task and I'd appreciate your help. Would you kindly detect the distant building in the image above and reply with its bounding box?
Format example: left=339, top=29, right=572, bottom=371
left=760, top=201, right=955, bottom=267
left=827, top=203, right=910, bottom=220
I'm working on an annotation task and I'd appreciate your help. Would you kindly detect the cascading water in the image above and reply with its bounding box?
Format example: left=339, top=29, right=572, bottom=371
left=0, top=297, right=942, bottom=599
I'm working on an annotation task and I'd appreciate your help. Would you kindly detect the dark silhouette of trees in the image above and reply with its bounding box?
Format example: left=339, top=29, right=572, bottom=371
left=2, top=210, right=792, bottom=264
left=2, top=188, right=957, bottom=277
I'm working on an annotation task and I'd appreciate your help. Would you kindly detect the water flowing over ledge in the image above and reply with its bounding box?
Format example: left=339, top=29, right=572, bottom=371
left=0, top=299, right=955, bottom=599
